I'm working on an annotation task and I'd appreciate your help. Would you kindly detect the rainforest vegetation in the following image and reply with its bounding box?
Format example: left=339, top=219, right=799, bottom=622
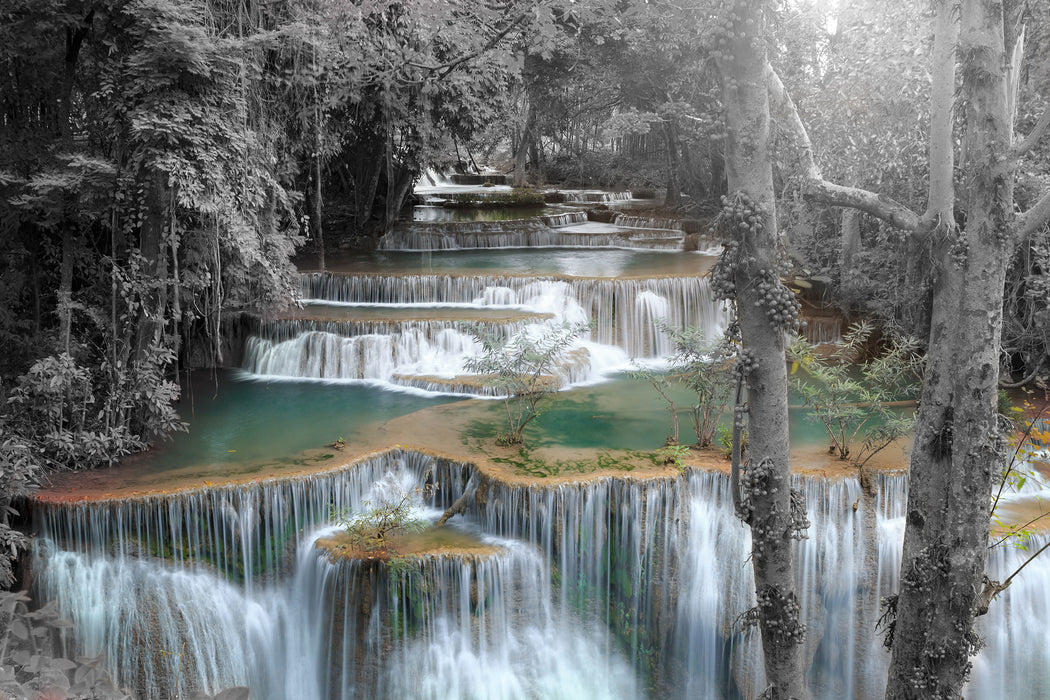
left=2, top=0, right=1049, bottom=698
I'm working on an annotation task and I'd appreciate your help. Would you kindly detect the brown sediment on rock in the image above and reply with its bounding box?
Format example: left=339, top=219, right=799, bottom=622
left=316, top=528, right=502, bottom=563
left=33, top=386, right=918, bottom=506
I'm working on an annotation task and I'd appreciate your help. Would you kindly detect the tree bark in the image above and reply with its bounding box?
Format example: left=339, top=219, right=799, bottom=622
left=885, top=2, right=1016, bottom=696
left=662, top=120, right=681, bottom=207
left=720, top=2, right=807, bottom=697
left=134, top=170, right=170, bottom=364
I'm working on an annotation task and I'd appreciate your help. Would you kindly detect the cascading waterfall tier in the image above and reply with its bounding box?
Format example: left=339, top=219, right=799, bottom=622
left=30, top=451, right=1050, bottom=699
left=558, top=191, right=633, bottom=203
left=377, top=217, right=687, bottom=251
left=241, top=272, right=727, bottom=386
left=299, top=272, right=728, bottom=359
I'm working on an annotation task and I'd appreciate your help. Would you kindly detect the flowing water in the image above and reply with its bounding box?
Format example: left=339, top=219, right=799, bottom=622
left=32, top=453, right=1050, bottom=699
left=26, top=194, right=1046, bottom=699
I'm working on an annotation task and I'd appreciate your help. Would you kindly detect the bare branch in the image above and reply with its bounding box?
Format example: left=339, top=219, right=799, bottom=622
left=807, top=180, right=924, bottom=232
left=1011, top=105, right=1050, bottom=160
left=435, top=10, right=529, bottom=81
left=764, top=65, right=925, bottom=233
left=1016, top=188, right=1050, bottom=240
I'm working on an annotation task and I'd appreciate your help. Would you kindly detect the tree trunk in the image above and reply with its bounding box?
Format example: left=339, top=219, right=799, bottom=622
left=134, top=171, right=170, bottom=364
left=662, top=120, right=681, bottom=207
left=314, top=156, right=325, bottom=272
left=57, top=229, right=74, bottom=355
left=512, top=123, right=531, bottom=188
left=885, top=2, right=1016, bottom=697
left=720, top=2, right=807, bottom=697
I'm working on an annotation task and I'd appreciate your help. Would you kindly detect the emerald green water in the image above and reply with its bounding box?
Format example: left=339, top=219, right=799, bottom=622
left=142, top=370, right=465, bottom=473
left=146, top=370, right=905, bottom=479
left=467, top=374, right=890, bottom=451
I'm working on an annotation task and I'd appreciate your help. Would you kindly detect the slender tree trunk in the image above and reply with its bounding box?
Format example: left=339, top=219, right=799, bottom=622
left=57, top=230, right=74, bottom=355
left=720, top=1, right=807, bottom=697
left=662, top=120, right=681, bottom=207
left=885, top=2, right=1016, bottom=696
left=314, top=155, right=325, bottom=272
left=134, top=171, right=170, bottom=364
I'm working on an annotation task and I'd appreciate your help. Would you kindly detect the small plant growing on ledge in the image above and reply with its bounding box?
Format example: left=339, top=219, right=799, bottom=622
left=465, top=322, right=589, bottom=445
left=337, top=482, right=435, bottom=556
left=659, top=443, right=691, bottom=472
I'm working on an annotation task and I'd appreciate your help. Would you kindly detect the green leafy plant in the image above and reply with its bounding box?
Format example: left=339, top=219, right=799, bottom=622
left=716, top=424, right=747, bottom=461
left=337, top=482, right=435, bottom=556
left=464, top=322, right=588, bottom=445
left=789, top=322, right=922, bottom=469
left=659, top=443, right=691, bottom=472
left=632, top=322, right=734, bottom=448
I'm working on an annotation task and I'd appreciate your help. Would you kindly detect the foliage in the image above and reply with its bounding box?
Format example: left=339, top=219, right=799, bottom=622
left=789, top=322, right=923, bottom=468
left=0, top=591, right=130, bottom=698
left=0, top=591, right=251, bottom=699
left=632, top=321, right=734, bottom=448
left=716, top=424, right=746, bottom=461
left=337, top=484, right=433, bottom=555
left=659, top=443, right=691, bottom=472
left=464, top=322, right=588, bottom=445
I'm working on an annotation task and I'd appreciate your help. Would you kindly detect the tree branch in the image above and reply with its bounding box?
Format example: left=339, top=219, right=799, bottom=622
left=1011, top=105, right=1050, bottom=160
left=764, top=65, right=925, bottom=233
left=924, top=0, right=958, bottom=222
left=435, top=10, right=530, bottom=81
left=1016, top=188, right=1050, bottom=239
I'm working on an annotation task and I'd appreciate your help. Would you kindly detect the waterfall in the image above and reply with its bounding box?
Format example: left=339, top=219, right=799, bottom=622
left=241, top=273, right=728, bottom=387
left=30, top=453, right=1050, bottom=699
left=298, top=273, right=729, bottom=360
left=378, top=220, right=559, bottom=251
left=377, top=217, right=684, bottom=251
left=558, top=191, right=632, bottom=203
left=612, top=214, right=684, bottom=231
left=803, top=316, right=844, bottom=345
left=541, top=211, right=589, bottom=227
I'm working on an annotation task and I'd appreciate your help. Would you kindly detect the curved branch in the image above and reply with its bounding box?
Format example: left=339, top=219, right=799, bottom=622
left=764, top=65, right=925, bottom=233
left=435, top=10, right=529, bottom=81
left=1015, top=188, right=1050, bottom=240
left=806, top=180, right=924, bottom=232
left=998, top=360, right=1044, bottom=389
left=1011, top=106, right=1050, bottom=160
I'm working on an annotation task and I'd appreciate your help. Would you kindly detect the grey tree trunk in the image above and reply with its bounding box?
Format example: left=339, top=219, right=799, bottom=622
left=719, top=1, right=807, bottom=697
left=662, top=120, right=681, bottom=207
left=761, top=1, right=1050, bottom=694
left=885, top=1, right=1016, bottom=696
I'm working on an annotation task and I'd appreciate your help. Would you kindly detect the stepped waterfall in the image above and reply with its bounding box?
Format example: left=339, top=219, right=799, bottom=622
left=240, top=272, right=728, bottom=389
left=26, top=228, right=1049, bottom=699
left=31, top=452, right=1050, bottom=699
